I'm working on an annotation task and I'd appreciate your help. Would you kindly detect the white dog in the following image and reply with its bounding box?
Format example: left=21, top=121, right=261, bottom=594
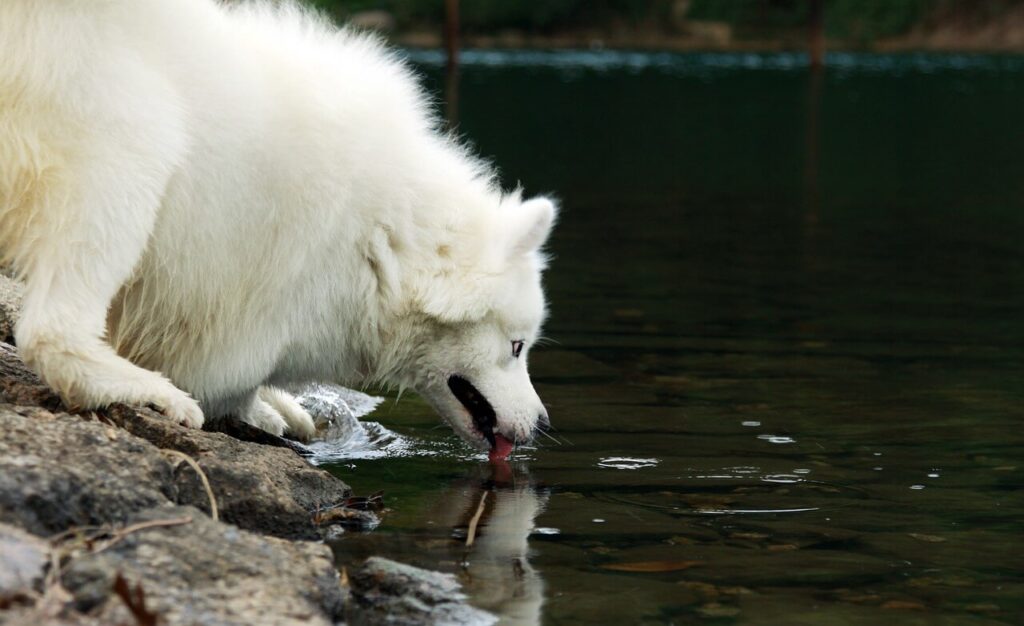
left=0, top=0, right=555, bottom=457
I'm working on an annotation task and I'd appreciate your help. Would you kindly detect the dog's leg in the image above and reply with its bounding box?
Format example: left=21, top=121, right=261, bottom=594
left=258, top=386, right=317, bottom=442
left=12, top=87, right=203, bottom=427
left=237, top=390, right=289, bottom=437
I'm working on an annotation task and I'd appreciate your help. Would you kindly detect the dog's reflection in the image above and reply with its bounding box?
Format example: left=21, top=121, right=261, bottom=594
left=427, top=463, right=548, bottom=625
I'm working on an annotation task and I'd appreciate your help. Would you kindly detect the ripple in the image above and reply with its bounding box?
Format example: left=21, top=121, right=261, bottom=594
left=532, top=527, right=561, bottom=535
left=694, top=507, right=820, bottom=516
left=597, top=457, right=660, bottom=470
left=762, top=474, right=803, bottom=484
left=757, top=434, right=796, bottom=444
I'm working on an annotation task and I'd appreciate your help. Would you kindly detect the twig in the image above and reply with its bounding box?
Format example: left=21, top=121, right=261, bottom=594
left=34, top=516, right=193, bottom=619
left=113, top=573, right=158, bottom=626
left=161, top=449, right=218, bottom=521
left=465, top=491, right=488, bottom=547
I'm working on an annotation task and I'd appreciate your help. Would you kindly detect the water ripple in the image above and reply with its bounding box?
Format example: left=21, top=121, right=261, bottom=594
left=597, top=457, right=660, bottom=470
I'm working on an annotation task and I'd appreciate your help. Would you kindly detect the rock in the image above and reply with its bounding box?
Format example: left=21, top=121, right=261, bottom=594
left=104, top=403, right=351, bottom=540
left=60, top=505, right=346, bottom=626
left=0, top=343, right=63, bottom=412
left=348, top=557, right=496, bottom=626
left=0, top=406, right=177, bottom=536
left=0, top=523, right=48, bottom=605
left=0, top=342, right=352, bottom=540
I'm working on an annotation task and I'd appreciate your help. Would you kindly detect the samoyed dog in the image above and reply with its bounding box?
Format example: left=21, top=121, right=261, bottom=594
left=0, top=0, right=555, bottom=458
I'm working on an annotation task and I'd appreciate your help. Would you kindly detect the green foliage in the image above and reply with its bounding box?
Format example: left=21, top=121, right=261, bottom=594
left=825, top=0, right=930, bottom=40
left=687, top=0, right=809, bottom=28
left=301, top=0, right=1020, bottom=42
left=306, top=0, right=672, bottom=32
left=688, top=0, right=928, bottom=37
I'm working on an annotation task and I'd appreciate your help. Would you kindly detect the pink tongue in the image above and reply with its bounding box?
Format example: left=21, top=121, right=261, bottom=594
left=488, top=434, right=514, bottom=462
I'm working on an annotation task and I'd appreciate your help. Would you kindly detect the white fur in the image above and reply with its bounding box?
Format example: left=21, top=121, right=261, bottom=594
left=0, top=0, right=555, bottom=447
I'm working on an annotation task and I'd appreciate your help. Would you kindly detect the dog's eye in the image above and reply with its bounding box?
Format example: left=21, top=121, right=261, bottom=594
left=511, top=340, right=524, bottom=358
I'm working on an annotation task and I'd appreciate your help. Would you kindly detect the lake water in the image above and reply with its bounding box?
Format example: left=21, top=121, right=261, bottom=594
left=322, top=51, right=1024, bottom=625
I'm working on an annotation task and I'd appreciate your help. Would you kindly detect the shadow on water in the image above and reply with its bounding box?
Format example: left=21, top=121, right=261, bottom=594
left=322, top=50, right=1024, bottom=624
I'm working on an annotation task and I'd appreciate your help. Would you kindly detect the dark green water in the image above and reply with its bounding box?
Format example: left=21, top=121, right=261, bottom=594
left=326, top=51, right=1024, bottom=625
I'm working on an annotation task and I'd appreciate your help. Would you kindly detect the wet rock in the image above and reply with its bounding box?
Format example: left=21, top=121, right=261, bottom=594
left=348, top=557, right=496, bottom=626
left=59, top=505, right=346, bottom=626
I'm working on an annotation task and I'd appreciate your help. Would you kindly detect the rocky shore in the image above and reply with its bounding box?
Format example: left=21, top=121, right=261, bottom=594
left=0, top=276, right=494, bottom=626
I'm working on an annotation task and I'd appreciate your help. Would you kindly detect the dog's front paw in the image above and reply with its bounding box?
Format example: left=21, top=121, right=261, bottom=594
left=283, top=407, right=316, bottom=442
left=155, top=389, right=205, bottom=429
left=240, top=397, right=288, bottom=436
left=258, top=386, right=317, bottom=442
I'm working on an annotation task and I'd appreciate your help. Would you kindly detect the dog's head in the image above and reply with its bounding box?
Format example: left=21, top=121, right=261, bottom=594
left=387, top=194, right=556, bottom=457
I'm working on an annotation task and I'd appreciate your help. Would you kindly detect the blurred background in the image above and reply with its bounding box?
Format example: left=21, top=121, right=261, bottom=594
left=304, top=2, right=1024, bottom=624
left=306, top=0, right=1024, bottom=53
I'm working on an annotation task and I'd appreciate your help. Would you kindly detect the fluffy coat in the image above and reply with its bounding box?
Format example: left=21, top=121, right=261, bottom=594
left=0, top=0, right=555, bottom=446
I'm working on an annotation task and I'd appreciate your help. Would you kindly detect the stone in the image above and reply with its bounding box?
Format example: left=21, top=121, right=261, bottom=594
left=104, top=403, right=351, bottom=540
left=348, top=557, right=496, bottom=626
left=0, top=523, right=48, bottom=606
left=58, top=505, right=346, bottom=626
left=0, top=342, right=352, bottom=540
left=0, top=406, right=177, bottom=537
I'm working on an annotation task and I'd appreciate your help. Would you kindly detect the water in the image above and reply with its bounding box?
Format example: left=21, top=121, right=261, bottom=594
left=321, top=51, right=1024, bottom=625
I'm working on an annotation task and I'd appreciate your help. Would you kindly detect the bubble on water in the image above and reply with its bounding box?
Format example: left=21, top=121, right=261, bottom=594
left=873, top=466, right=884, bottom=471
left=741, top=420, right=761, bottom=427
left=592, top=518, right=606, bottom=523
left=793, top=468, right=811, bottom=474
left=597, top=457, right=659, bottom=470
left=873, top=452, right=882, bottom=456
left=910, top=484, right=926, bottom=490
left=927, top=473, right=940, bottom=478
left=757, top=434, right=795, bottom=444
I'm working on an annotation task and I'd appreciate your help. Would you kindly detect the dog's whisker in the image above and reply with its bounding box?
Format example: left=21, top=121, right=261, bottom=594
left=537, top=428, right=563, bottom=446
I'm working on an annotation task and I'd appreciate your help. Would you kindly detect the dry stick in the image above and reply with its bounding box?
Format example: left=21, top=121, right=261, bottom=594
left=465, top=491, right=488, bottom=547
left=35, top=516, right=193, bottom=618
left=161, top=449, right=218, bottom=521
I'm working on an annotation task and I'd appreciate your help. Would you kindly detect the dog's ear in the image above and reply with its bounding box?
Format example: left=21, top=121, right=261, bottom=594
left=507, top=196, right=556, bottom=258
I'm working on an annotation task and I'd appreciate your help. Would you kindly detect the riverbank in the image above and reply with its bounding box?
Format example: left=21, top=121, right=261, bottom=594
left=350, top=8, right=1024, bottom=55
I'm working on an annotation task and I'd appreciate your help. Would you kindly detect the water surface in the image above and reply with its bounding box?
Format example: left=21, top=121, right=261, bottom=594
left=324, top=51, right=1024, bottom=625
